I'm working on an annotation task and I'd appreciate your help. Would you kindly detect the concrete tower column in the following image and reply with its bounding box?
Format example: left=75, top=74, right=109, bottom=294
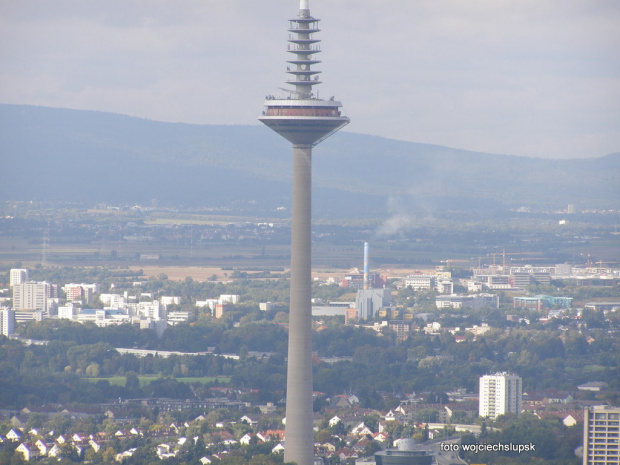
left=285, top=144, right=314, bottom=465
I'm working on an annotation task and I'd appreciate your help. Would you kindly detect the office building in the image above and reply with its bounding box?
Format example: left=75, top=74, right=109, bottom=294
left=12, top=281, right=57, bottom=312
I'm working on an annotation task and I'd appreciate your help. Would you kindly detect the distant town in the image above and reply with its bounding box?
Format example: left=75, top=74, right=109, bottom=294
left=0, top=200, right=618, bottom=465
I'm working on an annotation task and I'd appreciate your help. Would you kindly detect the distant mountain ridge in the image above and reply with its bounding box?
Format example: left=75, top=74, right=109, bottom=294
left=1, top=104, right=618, bottom=218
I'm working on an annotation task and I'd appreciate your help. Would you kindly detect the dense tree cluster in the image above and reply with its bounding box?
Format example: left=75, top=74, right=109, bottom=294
left=460, top=413, right=583, bottom=464
left=3, top=309, right=619, bottom=409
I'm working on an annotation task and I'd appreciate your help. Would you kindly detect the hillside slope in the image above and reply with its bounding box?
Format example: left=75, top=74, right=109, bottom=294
left=1, top=104, right=617, bottom=217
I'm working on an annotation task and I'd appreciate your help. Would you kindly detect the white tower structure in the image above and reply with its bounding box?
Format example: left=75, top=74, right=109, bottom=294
left=479, top=372, right=522, bottom=419
left=259, top=2, right=349, bottom=464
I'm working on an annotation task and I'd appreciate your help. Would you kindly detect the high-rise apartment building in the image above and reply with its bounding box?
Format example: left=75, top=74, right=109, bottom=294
left=583, top=405, right=620, bottom=465
left=479, top=372, right=522, bottom=419
left=12, top=282, right=52, bottom=311
left=0, top=309, right=16, bottom=336
left=9, top=268, right=29, bottom=287
left=64, top=283, right=85, bottom=302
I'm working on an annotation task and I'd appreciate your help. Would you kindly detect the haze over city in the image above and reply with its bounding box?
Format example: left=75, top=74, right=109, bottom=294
left=1, top=0, right=619, bottom=159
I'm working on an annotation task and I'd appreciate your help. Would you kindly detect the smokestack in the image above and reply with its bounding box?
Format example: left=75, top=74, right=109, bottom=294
left=363, top=242, right=369, bottom=290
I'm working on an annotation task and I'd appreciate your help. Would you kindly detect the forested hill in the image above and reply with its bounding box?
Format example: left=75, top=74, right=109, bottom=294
left=1, top=104, right=618, bottom=217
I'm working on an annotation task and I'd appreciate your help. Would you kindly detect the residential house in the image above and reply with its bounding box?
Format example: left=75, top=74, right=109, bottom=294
left=237, top=433, right=250, bottom=446
left=115, top=448, right=137, bottom=461
left=89, top=439, right=102, bottom=453
left=157, top=444, right=177, bottom=460
left=72, top=433, right=88, bottom=443
left=328, top=415, right=342, bottom=427
left=6, top=429, right=23, bottom=441
left=383, top=410, right=398, bottom=422
left=322, top=442, right=337, bottom=453
left=350, top=422, right=373, bottom=436
left=47, top=444, right=63, bottom=458
left=353, top=439, right=371, bottom=453
left=337, top=447, right=358, bottom=461
left=16, top=442, right=40, bottom=461
left=35, top=439, right=51, bottom=456
left=73, top=443, right=86, bottom=459
left=372, top=432, right=389, bottom=442
left=10, top=415, right=26, bottom=429
left=240, top=415, right=256, bottom=425
left=257, top=430, right=286, bottom=442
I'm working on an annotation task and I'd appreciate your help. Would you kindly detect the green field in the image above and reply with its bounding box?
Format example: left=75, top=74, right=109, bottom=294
left=86, top=376, right=231, bottom=387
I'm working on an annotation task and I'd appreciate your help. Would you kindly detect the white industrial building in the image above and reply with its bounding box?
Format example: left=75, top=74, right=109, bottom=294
left=403, top=275, right=434, bottom=291
left=436, top=293, right=499, bottom=310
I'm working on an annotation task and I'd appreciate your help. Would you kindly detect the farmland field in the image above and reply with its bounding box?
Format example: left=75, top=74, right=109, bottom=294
left=86, top=376, right=231, bottom=387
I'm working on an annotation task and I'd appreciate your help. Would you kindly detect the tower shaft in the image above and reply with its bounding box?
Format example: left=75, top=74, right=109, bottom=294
left=286, top=144, right=314, bottom=465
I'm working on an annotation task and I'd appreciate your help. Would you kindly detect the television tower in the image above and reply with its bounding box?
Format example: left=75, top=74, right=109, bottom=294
left=259, top=1, right=349, bottom=465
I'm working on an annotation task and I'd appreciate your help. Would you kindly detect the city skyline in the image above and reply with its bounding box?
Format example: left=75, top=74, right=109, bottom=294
left=1, top=0, right=619, bottom=159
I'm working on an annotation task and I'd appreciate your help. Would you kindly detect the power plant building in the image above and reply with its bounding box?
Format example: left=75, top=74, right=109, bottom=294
left=356, top=288, right=392, bottom=320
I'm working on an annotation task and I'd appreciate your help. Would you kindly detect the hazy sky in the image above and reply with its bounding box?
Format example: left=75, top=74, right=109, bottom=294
left=1, top=0, right=619, bottom=159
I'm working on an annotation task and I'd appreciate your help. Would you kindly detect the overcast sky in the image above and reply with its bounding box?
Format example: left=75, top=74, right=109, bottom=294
left=1, top=0, right=619, bottom=159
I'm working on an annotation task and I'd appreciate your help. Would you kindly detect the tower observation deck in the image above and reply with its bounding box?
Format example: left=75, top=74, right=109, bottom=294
left=259, top=2, right=349, bottom=465
left=259, top=0, right=349, bottom=146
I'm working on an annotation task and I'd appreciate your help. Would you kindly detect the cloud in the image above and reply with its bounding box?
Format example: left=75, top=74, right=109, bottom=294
left=0, top=0, right=618, bottom=158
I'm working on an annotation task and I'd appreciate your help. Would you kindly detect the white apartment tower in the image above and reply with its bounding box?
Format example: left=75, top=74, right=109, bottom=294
left=12, top=282, right=52, bottom=311
left=10, top=268, right=29, bottom=287
left=583, top=405, right=620, bottom=465
left=0, top=309, right=16, bottom=336
left=479, top=372, right=522, bottom=419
